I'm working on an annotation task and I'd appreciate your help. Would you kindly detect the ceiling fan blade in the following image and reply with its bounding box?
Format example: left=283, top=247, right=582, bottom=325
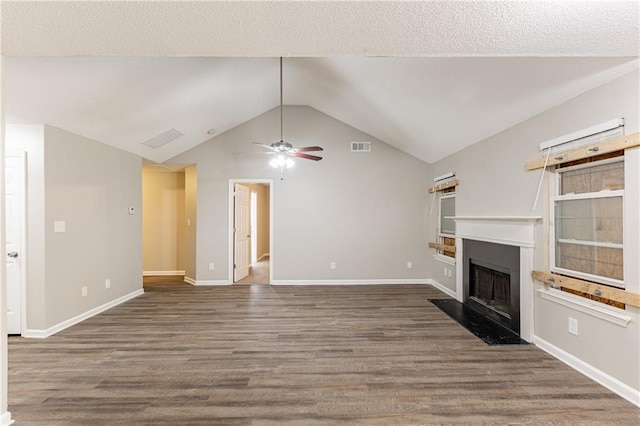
left=293, top=152, right=323, bottom=161
left=296, top=146, right=324, bottom=152
left=252, top=142, right=275, bottom=150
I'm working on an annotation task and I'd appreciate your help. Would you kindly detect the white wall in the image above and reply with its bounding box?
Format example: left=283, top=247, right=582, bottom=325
left=170, top=106, right=431, bottom=283
left=142, top=169, right=185, bottom=274
left=427, top=70, right=640, bottom=397
left=5, top=124, right=143, bottom=331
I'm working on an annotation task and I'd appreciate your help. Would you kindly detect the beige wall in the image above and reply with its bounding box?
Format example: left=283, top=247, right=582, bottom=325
left=427, top=70, right=640, bottom=393
left=170, top=106, right=431, bottom=282
left=184, top=165, right=197, bottom=280
left=245, top=183, right=270, bottom=260
left=5, top=124, right=143, bottom=331
left=142, top=169, right=185, bottom=274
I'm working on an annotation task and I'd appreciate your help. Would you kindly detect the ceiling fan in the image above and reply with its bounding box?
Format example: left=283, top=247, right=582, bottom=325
left=238, top=57, right=324, bottom=174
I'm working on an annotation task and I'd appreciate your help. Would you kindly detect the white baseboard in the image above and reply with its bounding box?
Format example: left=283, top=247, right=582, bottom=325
left=271, top=279, right=430, bottom=285
left=22, top=289, right=144, bottom=339
left=534, top=336, right=640, bottom=407
left=184, top=276, right=232, bottom=286
left=257, top=253, right=270, bottom=262
left=427, top=279, right=457, bottom=298
left=1, top=411, right=14, bottom=426
left=143, top=270, right=185, bottom=276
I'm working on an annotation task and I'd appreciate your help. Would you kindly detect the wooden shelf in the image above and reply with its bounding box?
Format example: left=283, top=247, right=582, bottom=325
left=428, top=242, right=456, bottom=253
left=526, top=132, right=639, bottom=171
left=428, top=179, right=458, bottom=194
left=532, top=270, right=640, bottom=308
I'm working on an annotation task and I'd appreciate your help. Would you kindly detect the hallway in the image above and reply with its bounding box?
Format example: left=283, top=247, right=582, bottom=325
left=236, top=256, right=270, bottom=284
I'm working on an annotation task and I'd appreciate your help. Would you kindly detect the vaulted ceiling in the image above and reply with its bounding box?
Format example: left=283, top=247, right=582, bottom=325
left=2, top=1, right=639, bottom=164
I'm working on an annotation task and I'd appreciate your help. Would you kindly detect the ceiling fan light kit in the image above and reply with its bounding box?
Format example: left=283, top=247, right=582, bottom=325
left=235, top=57, right=324, bottom=179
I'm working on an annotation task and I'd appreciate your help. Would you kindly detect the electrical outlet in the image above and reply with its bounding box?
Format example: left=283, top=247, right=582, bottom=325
left=209, top=262, right=215, bottom=271
left=81, top=286, right=88, bottom=297
left=568, top=317, right=578, bottom=335
left=407, top=261, right=412, bottom=269
left=105, top=279, right=111, bottom=289
left=330, top=262, right=336, bottom=270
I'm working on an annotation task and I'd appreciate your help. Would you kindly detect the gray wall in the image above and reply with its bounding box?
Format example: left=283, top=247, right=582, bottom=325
left=170, top=106, right=431, bottom=282
left=6, top=124, right=143, bottom=330
left=427, top=70, right=640, bottom=391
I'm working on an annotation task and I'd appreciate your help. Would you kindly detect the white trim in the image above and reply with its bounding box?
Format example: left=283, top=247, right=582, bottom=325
left=143, top=270, right=185, bottom=276
left=534, top=336, right=640, bottom=407
left=0, top=411, right=13, bottom=426
left=433, top=254, right=456, bottom=266
left=554, top=189, right=623, bottom=201
left=271, top=279, right=430, bottom=286
left=539, top=118, right=624, bottom=151
left=434, top=171, right=455, bottom=182
left=452, top=216, right=541, bottom=248
left=537, top=287, right=631, bottom=327
left=22, top=289, right=144, bottom=339
left=257, top=253, right=270, bottom=262
left=427, top=279, right=457, bottom=298
left=557, top=238, right=623, bottom=249
left=186, top=279, right=232, bottom=286
left=229, top=179, right=273, bottom=285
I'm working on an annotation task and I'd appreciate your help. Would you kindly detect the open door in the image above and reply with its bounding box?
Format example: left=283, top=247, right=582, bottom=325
left=5, top=153, right=25, bottom=335
left=233, top=183, right=250, bottom=282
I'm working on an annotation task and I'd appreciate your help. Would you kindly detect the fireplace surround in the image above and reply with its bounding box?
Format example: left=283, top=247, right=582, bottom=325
left=452, top=216, right=541, bottom=342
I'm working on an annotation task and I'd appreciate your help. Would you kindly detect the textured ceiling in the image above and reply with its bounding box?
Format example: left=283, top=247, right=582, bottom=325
left=2, top=1, right=639, bottom=164
left=2, top=1, right=639, bottom=57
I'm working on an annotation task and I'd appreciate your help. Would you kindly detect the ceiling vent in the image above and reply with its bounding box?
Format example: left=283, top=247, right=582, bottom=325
left=351, top=141, right=371, bottom=152
left=142, top=128, right=184, bottom=149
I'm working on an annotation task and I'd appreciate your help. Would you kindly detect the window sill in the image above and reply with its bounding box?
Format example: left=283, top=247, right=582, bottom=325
left=433, top=254, right=456, bottom=266
left=537, top=287, right=631, bottom=327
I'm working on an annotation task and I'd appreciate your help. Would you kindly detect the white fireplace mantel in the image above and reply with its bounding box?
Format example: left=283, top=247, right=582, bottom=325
left=451, top=215, right=541, bottom=343
left=450, top=216, right=541, bottom=248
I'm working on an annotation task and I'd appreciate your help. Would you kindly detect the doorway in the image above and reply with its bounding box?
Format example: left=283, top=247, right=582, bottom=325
left=229, top=179, right=272, bottom=284
left=5, top=152, right=26, bottom=335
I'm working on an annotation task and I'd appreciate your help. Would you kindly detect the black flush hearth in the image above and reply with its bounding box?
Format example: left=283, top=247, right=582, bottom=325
left=463, top=239, right=521, bottom=335
left=430, top=298, right=526, bottom=345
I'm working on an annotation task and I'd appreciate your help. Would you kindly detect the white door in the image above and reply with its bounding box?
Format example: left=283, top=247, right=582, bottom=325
left=6, top=153, right=25, bottom=335
left=234, top=184, right=250, bottom=282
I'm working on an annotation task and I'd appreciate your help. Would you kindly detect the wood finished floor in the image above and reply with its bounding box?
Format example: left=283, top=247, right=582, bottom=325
left=8, top=278, right=640, bottom=425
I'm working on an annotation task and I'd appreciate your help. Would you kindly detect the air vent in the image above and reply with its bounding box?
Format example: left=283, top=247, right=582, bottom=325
left=351, top=141, right=371, bottom=152
left=142, top=128, right=184, bottom=149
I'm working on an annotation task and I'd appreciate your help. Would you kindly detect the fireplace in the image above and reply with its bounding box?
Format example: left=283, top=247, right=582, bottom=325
left=453, top=216, right=540, bottom=342
left=463, top=239, right=521, bottom=334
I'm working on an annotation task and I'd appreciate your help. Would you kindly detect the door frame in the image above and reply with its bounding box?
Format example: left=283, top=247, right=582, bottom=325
left=6, top=151, right=28, bottom=335
left=228, top=179, right=273, bottom=284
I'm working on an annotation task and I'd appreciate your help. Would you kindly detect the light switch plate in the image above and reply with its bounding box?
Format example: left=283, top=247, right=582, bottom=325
left=54, top=221, right=66, bottom=233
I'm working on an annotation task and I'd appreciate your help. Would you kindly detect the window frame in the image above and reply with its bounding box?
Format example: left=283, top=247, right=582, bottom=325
left=550, top=156, right=625, bottom=289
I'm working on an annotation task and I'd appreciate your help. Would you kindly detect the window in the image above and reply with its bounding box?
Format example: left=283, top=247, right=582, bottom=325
left=552, top=157, right=624, bottom=288
left=439, top=190, right=456, bottom=258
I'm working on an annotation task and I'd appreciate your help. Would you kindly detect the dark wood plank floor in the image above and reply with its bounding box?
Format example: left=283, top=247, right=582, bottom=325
left=9, top=278, right=640, bottom=425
